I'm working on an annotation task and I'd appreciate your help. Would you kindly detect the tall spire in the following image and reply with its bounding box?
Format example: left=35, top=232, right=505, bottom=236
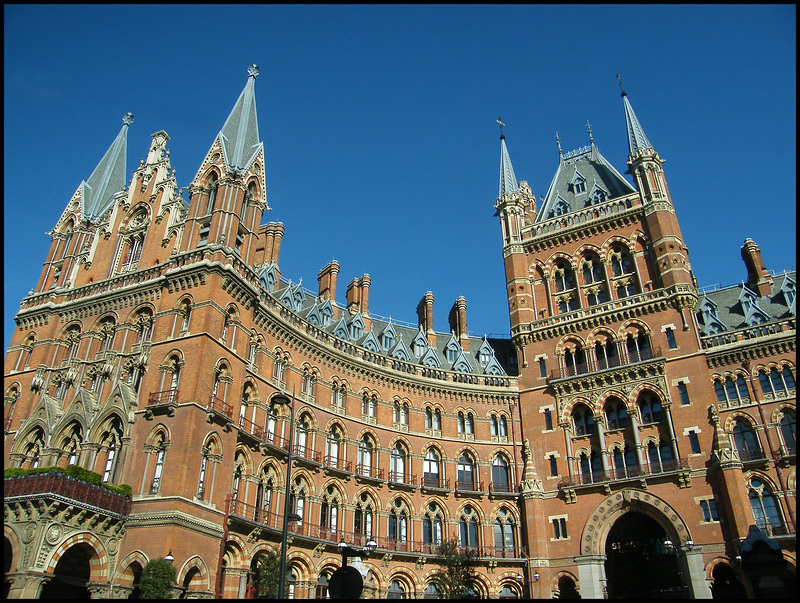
left=498, top=118, right=519, bottom=196
left=80, top=113, right=133, bottom=222
left=219, top=64, right=262, bottom=172
left=618, top=74, right=652, bottom=155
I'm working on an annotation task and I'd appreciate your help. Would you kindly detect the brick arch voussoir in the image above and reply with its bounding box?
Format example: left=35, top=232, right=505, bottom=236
left=46, top=532, right=109, bottom=581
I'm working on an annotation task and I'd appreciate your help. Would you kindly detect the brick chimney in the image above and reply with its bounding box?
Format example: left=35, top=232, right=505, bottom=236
left=741, top=238, right=773, bottom=297
left=417, top=291, right=436, bottom=346
left=346, top=278, right=360, bottom=315
left=317, top=260, right=339, bottom=302
left=259, top=222, right=285, bottom=265
left=448, top=296, right=469, bottom=351
left=345, top=274, right=371, bottom=329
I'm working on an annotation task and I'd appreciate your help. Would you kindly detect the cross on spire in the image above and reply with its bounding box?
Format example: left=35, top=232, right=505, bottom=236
left=617, top=73, right=627, bottom=97
left=497, top=117, right=506, bottom=139
left=247, top=64, right=259, bottom=78
left=555, top=132, right=563, bottom=155
left=586, top=120, right=594, bottom=144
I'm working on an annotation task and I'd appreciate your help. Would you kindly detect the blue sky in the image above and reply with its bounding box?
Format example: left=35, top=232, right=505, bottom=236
left=4, top=5, right=796, bottom=352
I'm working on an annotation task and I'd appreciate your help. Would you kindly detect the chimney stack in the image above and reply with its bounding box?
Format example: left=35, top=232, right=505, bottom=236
left=448, top=296, right=469, bottom=351
left=262, top=222, right=285, bottom=265
left=741, top=238, right=773, bottom=297
left=345, top=274, right=371, bottom=325
left=317, top=260, right=339, bottom=303
left=417, top=291, right=436, bottom=346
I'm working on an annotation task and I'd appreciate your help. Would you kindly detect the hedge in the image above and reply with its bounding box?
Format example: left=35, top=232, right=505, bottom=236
left=4, top=465, right=133, bottom=496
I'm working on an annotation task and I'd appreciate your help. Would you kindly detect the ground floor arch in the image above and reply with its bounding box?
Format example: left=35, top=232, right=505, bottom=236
left=576, top=489, right=712, bottom=599
left=39, top=542, right=95, bottom=599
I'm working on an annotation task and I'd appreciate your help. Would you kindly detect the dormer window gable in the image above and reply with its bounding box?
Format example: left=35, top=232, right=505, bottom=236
left=738, top=286, right=771, bottom=326
left=258, top=264, right=277, bottom=292
left=305, top=304, right=322, bottom=327
left=552, top=196, right=570, bottom=217
left=333, top=318, right=350, bottom=341
left=452, top=351, right=473, bottom=373
left=421, top=347, right=441, bottom=368
left=390, top=337, right=411, bottom=362
left=483, top=355, right=506, bottom=376
left=571, top=171, right=586, bottom=195
left=444, top=334, right=461, bottom=363
left=349, top=313, right=365, bottom=340
left=381, top=323, right=397, bottom=351
left=477, top=338, right=494, bottom=368
left=291, top=285, right=306, bottom=313
left=587, top=183, right=609, bottom=207
left=362, top=330, right=380, bottom=353
left=698, top=297, right=727, bottom=335
left=779, top=277, right=796, bottom=314
left=319, top=299, right=335, bottom=327
left=412, top=329, right=428, bottom=359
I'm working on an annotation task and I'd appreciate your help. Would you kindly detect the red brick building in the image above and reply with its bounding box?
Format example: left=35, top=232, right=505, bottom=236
left=4, top=66, right=795, bottom=598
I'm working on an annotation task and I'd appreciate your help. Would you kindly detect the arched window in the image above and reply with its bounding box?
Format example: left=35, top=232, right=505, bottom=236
left=759, top=366, right=796, bottom=398
left=320, top=485, right=339, bottom=539
left=611, top=245, right=634, bottom=276
left=422, top=503, right=444, bottom=553
left=423, top=448, right=441, bottom=488
left=390, top=442, right=407, bottom=483
left=21, top=428, right=46, bottom=468
left=60, top=219, right=75, bottom=260
left=604, top=398, right=629, bottom=430
left=295, top=414, right=310, bottom=457
left=149, top=432, right=167, bottom=493
left=254, top=468, right=274, bottom=523
left=748, top=478, right=785, bottom=536
left=732, top=418, right=763, bottom=461
left=459, top=505, right=480, bottom=549
left=353, top=492, right=374, bottom=538
left=457, top=452, right=476, bottom=491
left=492, top=454, right=511, bottom=493
left=572, top=404, right=596, bottom=436
left=779, top=409, right=796, bottom=453
left=326, top=426, right=341, bottom=466
left=388, top=579, right=406, bottom=599
left=564, top=346, right=586, bottom=376
left=638, top=392, right=663, bottom=424
left=424, top=583, right=440, bottom=599
left=595, top=338, right=618, bottom=370
left=315, top=572, right=331, bottom=600
left=578, top=450, right=602, bottom=483
left=647, top=438, right=673, bottom=472
left=388, top=498, right=408, bottom=545
left=626, top=331, right=651, bottom=363
left=493, top=507, right=516, bottom=556
left=205, top=173, right=218, bottom=215
left=358, top=435, right=374, bottom=475
left=100, top=417, right=124, bottom=483
left=180, top=300, right=192, bottom=333
left=612, top=444, right=638, bottom=478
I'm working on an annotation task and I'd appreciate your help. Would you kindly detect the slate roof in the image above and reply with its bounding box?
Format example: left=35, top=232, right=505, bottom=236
left=269, top=279, right=516, bottom=377
left=536, top=143, right=635, bottom=221
left=80, top=113, right=133, bottom=222
left=696, top=271, right=796, bottom=336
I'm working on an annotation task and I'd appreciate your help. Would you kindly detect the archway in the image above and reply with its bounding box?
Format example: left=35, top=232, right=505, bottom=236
left=604, top=512, right=687, bottom=598
left=40, top=542, right=95, bottom=598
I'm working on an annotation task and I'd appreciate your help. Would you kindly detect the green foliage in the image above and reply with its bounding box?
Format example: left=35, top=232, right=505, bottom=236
left=4, top=466, right=132, bottom=496
left=253, top=547, right=289, bottom=599
left=140, top=558, right=177, bottom=599
left=429, top=537, right=479, bottom=599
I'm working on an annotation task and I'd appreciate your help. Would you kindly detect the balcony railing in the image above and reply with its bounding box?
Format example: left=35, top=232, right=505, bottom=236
left=489, top=481, right=515, bottom=494
left=756, top=520, right=795, bottom=538
left=261, top=430, right=290, bottom=452
left=549, top=347, right=663, bottom=380
left=5, top=472, right=131, bottom=515
left=293, top=444, right=322, bottom=464
left=324, top=456, right=353, bottom=473
left=738, top=449, right=767, bottom=462
left=559, top=458, right=689, bottom=488
left=388, top=471, right=418, bottom=486
left=455, top=478, right=483, bottom=493
left=421, top=475, right=450, bottom=490
left=148, top=388, right=178, bottom=406
left=207, top=395, right=234, bottom=419
left=237, top=414, right=264, bottom=440
left=355, top=464, right=384, bottom=480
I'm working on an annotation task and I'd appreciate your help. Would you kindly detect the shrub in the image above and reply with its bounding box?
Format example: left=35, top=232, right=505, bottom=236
left=4, top=466, right=132, bottom=497
left=140, top=558, right=177, bottom=599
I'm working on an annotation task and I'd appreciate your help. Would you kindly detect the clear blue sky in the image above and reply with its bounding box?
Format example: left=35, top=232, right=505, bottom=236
left=4, top=5, right=796, bottom=352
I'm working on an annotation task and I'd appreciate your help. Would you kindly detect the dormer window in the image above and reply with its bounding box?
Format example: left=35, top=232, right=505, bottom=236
left=553, top=198, right=570, bottom=216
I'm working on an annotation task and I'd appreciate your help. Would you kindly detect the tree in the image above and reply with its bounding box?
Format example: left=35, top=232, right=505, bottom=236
left=253, top=547, right=290, bottom=599
left=429, top=537, right=479, bottom=599
left=139, top=558, right=177, bottom=599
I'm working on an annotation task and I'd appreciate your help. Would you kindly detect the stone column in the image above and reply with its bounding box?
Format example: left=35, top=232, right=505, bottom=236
left=575, top=555, right=607, bottom=599
left=595, top=418, right=610, bottom=473
left=681, top=545, right=712, bottom=598
left=5, top=571, right=53, bottom=599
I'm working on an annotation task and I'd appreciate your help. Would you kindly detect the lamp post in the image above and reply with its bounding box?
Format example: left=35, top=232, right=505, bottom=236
left=272, top=390, right=297, bottom=600
left=329, top=538, right=377, bottom=599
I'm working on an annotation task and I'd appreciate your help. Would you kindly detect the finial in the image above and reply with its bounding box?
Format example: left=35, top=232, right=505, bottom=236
left=247, top=64, right=259, bottom=78
left=497, top=116, right=505, bottom=140
left=586, top=120, right=594, bottom=144
left=555, top=132, right=562, bottom=155
left=617, top=73, right=626, bottom=97
left=122, top=112, right=134, bottom=126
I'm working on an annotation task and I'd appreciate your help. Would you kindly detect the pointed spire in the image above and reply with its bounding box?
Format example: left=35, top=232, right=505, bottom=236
left=586, top=120, right=594, bottom=145
left=618, top=75, right=652, bottom=155
left=498, top=119, right=519, bottom=196
left=81, top=113, right=133, bottom=222
left=219, top=64, right=262, bottom=172
left=555, top=132, right=563, bottom=156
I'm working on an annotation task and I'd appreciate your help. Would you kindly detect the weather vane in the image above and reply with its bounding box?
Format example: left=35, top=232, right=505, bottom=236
left=497, top=117, right=505, bottom=138
left=555, top=132, right=563, bottom=155
left=248, top=64, right=259, bottom=78
left=617, top=73, right=626, bottom=97
left=586, top=120, right=594, bottom=144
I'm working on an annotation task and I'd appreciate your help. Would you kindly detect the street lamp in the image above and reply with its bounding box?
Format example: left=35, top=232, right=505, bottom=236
left=165, top=550, right=174, bottom=563
left=272, top=390, right=298, bottom=600
left=337, top=537, right=378, bottom=568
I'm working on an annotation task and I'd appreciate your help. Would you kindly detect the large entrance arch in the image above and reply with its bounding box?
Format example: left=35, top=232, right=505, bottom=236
left=576, top=489, right=712, bottom=599
left=605, top=512, right=687, bottom=598
left=40, top=542, right=95, bottom=598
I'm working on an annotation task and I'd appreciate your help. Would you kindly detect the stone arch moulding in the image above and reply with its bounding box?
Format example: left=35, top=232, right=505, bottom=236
left=579, top=488, right=691, bottom=556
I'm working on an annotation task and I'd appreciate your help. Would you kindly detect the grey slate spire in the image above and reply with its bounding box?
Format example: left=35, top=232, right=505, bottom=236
left=80, top=113, right=133, bottom=222
left=219, top=64, right=263, bottom=172
left=499, top=135, right=519, bottom=197
left=620, top=84, right=652, bottom=155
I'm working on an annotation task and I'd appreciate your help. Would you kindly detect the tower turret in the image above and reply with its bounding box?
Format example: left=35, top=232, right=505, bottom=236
left=182, top=65, right=269, bottom=263
left=620, top=78, right=695, bottom=292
